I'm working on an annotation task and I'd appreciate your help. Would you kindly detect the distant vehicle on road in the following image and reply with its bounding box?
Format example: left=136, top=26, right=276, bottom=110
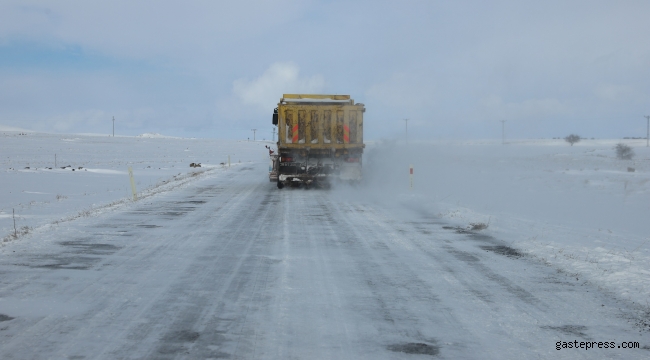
left=270, top=94, right=365, bottom=188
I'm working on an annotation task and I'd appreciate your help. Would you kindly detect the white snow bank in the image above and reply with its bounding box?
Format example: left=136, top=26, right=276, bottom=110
left=84, top=168, right=127, bottom=175
left=137, top=132, right=177, bottom=138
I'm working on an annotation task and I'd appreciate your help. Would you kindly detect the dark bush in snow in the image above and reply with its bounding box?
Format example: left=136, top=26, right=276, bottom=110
left=564, top=134, right=580, bottom=146
left=615, top=143, right=634, bottom=160
left=469, top=222, right=489, bottom=231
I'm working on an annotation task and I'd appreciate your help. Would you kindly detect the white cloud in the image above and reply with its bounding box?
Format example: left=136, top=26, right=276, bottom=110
left=2, top=1, right=650, bottom=138
left=48, top=109, right=108, bottom=132
left=0, top=0, right=311, bottom=70
left=31, top=108, right=156, bottom=134
left=479, top=95, right=566, bottom=121
left=365, top=72, right=438, bottom=109
left=231, top=62, right=325, bottom=111
left=593, top=84, right=635, bottom=102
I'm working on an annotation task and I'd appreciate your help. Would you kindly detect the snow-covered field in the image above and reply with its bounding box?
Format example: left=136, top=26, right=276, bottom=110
left=3, top=132, right=649, bottom=310
left=1, top=130, right=649, bottom=358
left=1, top=131, right=269, bottom=242
left=360, top=138, right=650, bottom=309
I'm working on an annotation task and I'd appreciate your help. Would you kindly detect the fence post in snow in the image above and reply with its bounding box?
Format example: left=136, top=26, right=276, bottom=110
left=128, top=166, right=138, bottom=201
left=409, top=164, right=414, bottom=190
left=13, top=209, right=17, bottom=238
left=228, top=155, right=231, bottom=168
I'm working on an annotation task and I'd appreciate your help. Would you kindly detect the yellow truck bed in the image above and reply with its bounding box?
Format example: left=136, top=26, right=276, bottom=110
left=271, top=94, right=365, bottom=187
left=276, top=94, right=365, bottom=151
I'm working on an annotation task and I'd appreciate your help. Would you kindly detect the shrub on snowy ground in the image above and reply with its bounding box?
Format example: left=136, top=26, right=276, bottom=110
left=614, top=143, right=634, bottom=160
left=2, top=225, right=32, bottom=243
left=469, top=222, right=489, bottom=231
left=564, top=134, right=581, bottom=146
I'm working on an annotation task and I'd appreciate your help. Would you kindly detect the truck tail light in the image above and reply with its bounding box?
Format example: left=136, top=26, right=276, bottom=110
left=281, top=156, right=293, bottom=162
left=347, top=158, right=359, bottom=162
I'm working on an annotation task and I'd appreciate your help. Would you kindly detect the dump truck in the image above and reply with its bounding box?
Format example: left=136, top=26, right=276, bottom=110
left=271, top=94, right=365, bottom=188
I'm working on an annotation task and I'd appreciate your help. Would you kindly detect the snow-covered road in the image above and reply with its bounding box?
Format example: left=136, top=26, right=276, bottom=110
left=0, top=163, right=646, bottom=359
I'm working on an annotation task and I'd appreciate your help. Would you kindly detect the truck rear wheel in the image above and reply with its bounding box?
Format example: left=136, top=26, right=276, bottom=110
left=277, top=180, right=284, bottom=189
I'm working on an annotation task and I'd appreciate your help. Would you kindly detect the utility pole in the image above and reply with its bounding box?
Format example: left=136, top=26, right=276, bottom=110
left=112, top=116, right=115, bottom=137
left=272, top=127, right=276, bottom=142
left=404, top=119, right=409, bottom=144
left=500, top=120, right=506, bottom=145
left=645, top=115, right=650, bottom=147
left=251, top=129, right=257, bottom=141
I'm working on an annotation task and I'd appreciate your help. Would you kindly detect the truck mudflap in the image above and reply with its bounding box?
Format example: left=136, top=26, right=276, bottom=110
left=269, top=155, right=278, bottom=182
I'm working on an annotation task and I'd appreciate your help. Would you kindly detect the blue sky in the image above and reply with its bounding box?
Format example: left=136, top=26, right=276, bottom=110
left=1, top=0, right=649, bottom=140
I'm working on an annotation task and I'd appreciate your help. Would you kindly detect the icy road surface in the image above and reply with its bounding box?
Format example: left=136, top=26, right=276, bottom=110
left=0, top=164, right=647, bottom=359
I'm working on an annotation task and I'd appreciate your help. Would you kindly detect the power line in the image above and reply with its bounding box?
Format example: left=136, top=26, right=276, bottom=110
left=644, top=115, right=650, bottom=147
left=251, top=129, right=257, bottom=141
left=500, top=120, right=506, bottom=145
left=404, top=119, right=408, bottom=144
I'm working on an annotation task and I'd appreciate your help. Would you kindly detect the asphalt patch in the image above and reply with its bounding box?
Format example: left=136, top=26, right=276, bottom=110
left=468, top=233, right=494, bottom=242
left=447, top=248, right=480, bottom=262
left=36, top=263, right=91, bottom=270
left=387, top=342, right=440, bottom=356
left=158, top=211, right=186, bottom=217
left=260, top=193, right=278, bottom=205
left=93, top=224, right=124, bottom=228
left=157, top=330, right=201, bottom=355
left=542, top=325, right=590, bottom=339
left=171, top=330, right=200, bottom=342
left=59, top=241, right=121, bottom=255
left=441, top=226, right=474, bottom=234
left=30, top=254, right=100, bottom=270
left=169, top=206, right=197, bottom=211
left=480, top=245, right=523, bottom=258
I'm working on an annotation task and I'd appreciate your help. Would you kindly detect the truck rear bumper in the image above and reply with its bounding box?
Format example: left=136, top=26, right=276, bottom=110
left=278, top=174, right=325, bottom=183
left=278, top=166, right=361, bottom=184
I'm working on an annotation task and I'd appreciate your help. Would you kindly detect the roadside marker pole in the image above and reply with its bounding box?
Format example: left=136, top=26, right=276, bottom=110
left=228, top=155, right=231, bottom=168
left=128, top=166, right=138, bottom=201
left=13, top=208, right=17, bottom=238
left=409, top=164, right=413, bottom=190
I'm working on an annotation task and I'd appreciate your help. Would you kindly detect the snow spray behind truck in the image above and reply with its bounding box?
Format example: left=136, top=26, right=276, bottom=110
left=271, top=94, right=365, bottom=189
